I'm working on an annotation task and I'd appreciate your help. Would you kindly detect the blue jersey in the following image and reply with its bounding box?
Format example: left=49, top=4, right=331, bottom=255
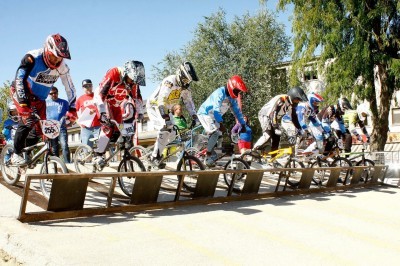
left=46, top=98, right=69, bottom=127
left=14, top=49, right=76, bottom=107
left=296, top=102, right=321, bottom=130
left=197, top=87, right=245, bottom=125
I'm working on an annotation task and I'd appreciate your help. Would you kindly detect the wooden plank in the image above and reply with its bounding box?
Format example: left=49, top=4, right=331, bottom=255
left=130, top=174, right=163, bottom=204
left=350, top=167, right=364, bottom=185
left=194, top=172, right=219, bottom=198
left=298, top=168, right=314, bottom=189
left=326, top=168, right=340, bottom=187
left=241, top=171, right=263, bottom=194
left=47, top=178, right=89, bottom=212
left=370, top=165, right=386, bottom=183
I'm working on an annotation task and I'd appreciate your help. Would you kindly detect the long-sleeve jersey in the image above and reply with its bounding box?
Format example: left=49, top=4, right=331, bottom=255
left=343, top=110, right=369, bottom=136
left=296, top=102, right=322, bottom=130
left=14, top=49, right=76, bottom=108
left=95, top=67, right=143, bottom=115
left=146, top=75, right=196, bottom=116
left=197, top=87, right=245, bottom=125
left=259, top=94, right=301, bottom=130
left=317, top=105, right=346, bottom=134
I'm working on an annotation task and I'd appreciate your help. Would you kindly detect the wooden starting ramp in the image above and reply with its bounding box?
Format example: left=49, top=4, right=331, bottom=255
left=18, top=165, right=388, bottom=223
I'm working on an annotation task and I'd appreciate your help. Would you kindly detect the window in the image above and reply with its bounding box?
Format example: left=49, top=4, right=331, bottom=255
left=392, top=108, right=400, bottom=125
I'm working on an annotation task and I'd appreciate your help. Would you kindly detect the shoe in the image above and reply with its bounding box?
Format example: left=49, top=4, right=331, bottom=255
left=11, top=153, right=27, bottom=165
left=150, top=156, right=166, bottom=170
left=93, top=156, right=106, bottom=168
left=205, top=157, right=216, bottom=167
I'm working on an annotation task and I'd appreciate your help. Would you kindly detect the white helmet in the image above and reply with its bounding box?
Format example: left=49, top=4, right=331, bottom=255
left=356, top=104, right=371, bottom=121
left=8, top=102, right=18, bottom=122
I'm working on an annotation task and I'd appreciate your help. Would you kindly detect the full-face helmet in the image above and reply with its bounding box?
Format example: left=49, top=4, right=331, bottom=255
left=176, top=62, right=198, bottom=88
left=8, top=102, right=18, bottom=122
left=43, top=34, right=71, bottom=69
left=287, top=87, right=308, bottom=104
left=227, top=75, right=248, bottom=99
left=338, top=97, right=353, bottom=111
left=123, top=60, right=146, bottom=86
left=308, top=93, right=324, bottom=112
left=357, top=104, right=371, bottom=122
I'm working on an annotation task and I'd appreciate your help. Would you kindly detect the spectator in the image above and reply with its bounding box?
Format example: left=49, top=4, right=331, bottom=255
left=172, top=104, right=188, bottom=130
left=46, top=87, right=71, bottom=163
left=2, top=102, right=19, bottom=145
left=76, top=79, right=101, bottom=148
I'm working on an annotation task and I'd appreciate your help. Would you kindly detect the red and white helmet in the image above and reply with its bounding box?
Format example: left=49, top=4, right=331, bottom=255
left=227, top=75, right=248, bottom=99
left=43, top=34, right=71, bottom=69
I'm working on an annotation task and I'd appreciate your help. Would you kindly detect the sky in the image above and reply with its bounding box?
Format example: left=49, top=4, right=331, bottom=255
left=0, top=0, right=293, bottom=101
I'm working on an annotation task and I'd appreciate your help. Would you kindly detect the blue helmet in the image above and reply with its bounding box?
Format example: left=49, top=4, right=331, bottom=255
left=308, top=93, right=324, bottom=112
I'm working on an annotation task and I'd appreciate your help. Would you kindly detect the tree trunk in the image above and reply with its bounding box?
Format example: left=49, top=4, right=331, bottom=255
left=370, top=64, right=390, bottom=151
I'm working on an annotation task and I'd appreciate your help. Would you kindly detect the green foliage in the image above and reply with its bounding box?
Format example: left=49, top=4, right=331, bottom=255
left=278, top=0, right=400, bottom=150
left=0, top=81, right=12, bottom=129
left=153, top=8, right=291, bottom=137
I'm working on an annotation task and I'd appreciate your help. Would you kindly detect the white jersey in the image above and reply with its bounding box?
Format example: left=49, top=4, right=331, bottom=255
left=146, top=75, right=196, bottom=116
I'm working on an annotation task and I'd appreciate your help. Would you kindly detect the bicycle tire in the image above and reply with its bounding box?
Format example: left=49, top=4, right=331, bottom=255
left=223, top=158, right=250, bottom=192
left=39, top=156, right=68, bottom=199
left=117, top=156, right=146, bottom=197
left=356, top=158, right=375, bottom=183
left=309, top=158, right=330, bottom=186
left=240, top=150, right=262, bottom=167
left=283, top=158, right=305, bottom=188
left=74, top=144, right=94, bottom=173
left=129, top=145, right=151, bottom=171
left=329, top=157, right=352, bottom=185
left=177, top=154, right=205, bottom=192
left=0, top=144, right=21, bottom=185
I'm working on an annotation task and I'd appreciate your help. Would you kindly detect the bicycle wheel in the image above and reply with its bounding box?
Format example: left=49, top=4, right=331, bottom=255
left=283, top=158, right=305, bottom=189
left=74, top=144, right=94, bottom=173
left=39, top=156, right=68, bottom=199
left=309, top=158, right=330, bottom=186
left=223, top=158, right=250, bottom=191
left=356, top=159, right=375, bottom=183
left=240, top=150, right=262, bottom=167
left=0, top=144, right=21, bottom=185
left=177, top=154, right=205, bottom=192
left=330, top=157, right=352, bottom=185
left=117, top=156, right=146, bottom=197
left=129, top=145, right=151, bottom=171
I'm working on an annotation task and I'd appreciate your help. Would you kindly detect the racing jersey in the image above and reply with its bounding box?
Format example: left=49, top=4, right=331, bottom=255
left=147, top=75, right=196, bottom=116
left=197, top=87, right=245, bottom=125
left=296, top=102, right=322, bottom=131
left=259, top=94, right=301, bottom=129
left=317, top=105, right=346, bottom=134
left=95, top=67, right=143, bottom=115
left=14, top=48, right=76, bottom=108
left=343, top=110, right=368, bottom=135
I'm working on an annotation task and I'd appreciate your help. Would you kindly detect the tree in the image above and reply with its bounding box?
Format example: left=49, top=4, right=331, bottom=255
left=154, top=8, right=291, bottom=137
left=278, top=0, right=400, bottom=151
left=0, top=81, right=12, bottom=128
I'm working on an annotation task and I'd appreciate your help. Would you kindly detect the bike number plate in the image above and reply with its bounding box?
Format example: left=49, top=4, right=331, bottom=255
left=40, top=120, right=61, bottom=139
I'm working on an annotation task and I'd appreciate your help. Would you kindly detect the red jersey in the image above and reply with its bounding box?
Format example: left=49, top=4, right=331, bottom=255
left=76, top=93, right=101, bottom=127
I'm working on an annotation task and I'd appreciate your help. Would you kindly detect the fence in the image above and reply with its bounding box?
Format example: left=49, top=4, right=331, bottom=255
left=17, top=164, right=388, bottom=223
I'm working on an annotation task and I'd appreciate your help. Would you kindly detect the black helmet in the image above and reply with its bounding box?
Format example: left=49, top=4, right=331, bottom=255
left=338, top=97, right=353, bottom=111
left=287, top=87, right=308, bottom=104
left=124, top=60, right=146, bottom=86
left=176, top=61, right=199, bottom=88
